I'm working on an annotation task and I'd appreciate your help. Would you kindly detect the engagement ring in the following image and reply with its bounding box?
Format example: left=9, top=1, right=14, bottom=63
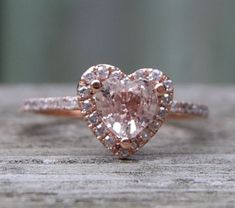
left=22, top=64, right=208, bottom=158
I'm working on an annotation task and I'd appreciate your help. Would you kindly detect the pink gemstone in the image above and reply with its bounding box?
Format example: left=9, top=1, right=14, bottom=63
left=94, top=77, right=159, bottom=139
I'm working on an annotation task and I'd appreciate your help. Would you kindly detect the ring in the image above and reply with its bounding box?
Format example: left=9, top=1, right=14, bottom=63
left=22, top=64, right=209, bottom=158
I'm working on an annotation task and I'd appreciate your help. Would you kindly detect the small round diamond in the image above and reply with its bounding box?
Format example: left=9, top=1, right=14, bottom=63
left=109, top=70, right=124, bottom=80
left=116, top=148, right=129, bottom=159
left=148, top=121, right=161, bottom=133
left=97, top=65, right=110, bottom=80
left=94, top=124, right=108, bottom=138
left=88, top=112, right=100, bottom=126
left=80, top=100, right=93, bottom=113
left=192, top=104, right=199, bottom=114
left=162, top=94, right=172, bottom=104
left=77, top=85, right=90, bottom=99
left=139, top=129, right=151, bottom=141
left=103, top=135, right=115, bottom=149
left=82, top=68, right=96, bottom=84
left=63, top=97, right=78, bottom=109
left=163, top=80, right=174, bottom=91
left=134, top=68, right=147, bottom=79
left=149, top=69, right=162, bottom=81
left=159, top=106, right=167, bottom=118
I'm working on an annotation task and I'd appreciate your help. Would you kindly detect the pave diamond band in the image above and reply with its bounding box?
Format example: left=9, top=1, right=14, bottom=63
left=23, top=97, right=79, bottom=111
left=22, top=96, right=208, bottom=119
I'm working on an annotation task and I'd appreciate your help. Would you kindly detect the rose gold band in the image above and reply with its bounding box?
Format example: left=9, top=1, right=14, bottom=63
left=22, top=96, right=208, bottom=119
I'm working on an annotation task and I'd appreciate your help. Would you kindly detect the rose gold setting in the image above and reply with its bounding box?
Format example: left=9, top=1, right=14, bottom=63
left=22, top=64, right=209, bottom=159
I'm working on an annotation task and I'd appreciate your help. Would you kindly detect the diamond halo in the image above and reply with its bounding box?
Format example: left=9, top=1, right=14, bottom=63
left=77, top=64, right=174, bottom=158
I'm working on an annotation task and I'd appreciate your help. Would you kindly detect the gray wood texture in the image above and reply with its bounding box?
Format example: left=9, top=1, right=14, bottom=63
left=0, top=85, right=234, bottom=208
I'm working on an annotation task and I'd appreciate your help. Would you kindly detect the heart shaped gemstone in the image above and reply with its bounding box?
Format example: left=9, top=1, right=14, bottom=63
left=94, top=77, right=158, bottom=139
left=77, top=64, right=174, bottom=158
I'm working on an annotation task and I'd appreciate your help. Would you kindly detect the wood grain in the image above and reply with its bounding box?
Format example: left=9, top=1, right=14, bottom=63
left=0, top=85, right=234, bottom=208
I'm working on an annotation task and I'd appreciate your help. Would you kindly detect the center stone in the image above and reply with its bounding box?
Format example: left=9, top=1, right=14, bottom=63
left=94, top=77, right=159, bottom=139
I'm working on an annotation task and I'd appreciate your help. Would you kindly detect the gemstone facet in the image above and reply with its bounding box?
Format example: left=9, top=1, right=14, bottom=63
left=95, top=77, right=159, bottom=139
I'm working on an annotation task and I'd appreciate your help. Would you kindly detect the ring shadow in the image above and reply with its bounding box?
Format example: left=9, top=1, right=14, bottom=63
left=19, top=118, right=211, bottom=163
left=20, top=119, right=78, bottom=137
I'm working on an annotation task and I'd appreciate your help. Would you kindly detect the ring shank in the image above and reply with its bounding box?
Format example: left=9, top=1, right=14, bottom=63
left=22, top=96, right=208, bottom=120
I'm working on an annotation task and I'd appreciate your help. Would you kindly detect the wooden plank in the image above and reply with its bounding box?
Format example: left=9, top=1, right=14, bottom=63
left=0, top=85, right=234, bottom=208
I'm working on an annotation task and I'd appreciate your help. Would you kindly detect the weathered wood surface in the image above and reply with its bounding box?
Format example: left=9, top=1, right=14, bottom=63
left=0, top=84, right=235, bottom=208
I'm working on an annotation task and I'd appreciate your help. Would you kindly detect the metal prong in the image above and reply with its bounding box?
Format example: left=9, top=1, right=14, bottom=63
left=154, top=83, right=166, bottom=95
left=91, top=80, right=102, bottom=93
left=120, top=137, right=132, bottom=149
